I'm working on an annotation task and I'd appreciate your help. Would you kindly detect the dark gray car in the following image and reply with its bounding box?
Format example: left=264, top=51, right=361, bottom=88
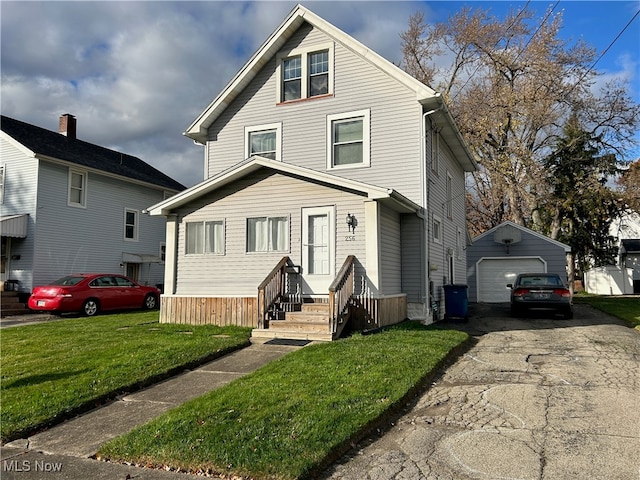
left=507, top=273, right=573, bottom=319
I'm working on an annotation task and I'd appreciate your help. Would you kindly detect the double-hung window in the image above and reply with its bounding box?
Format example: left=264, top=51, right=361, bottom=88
left=68, top=170, right=87, bottom=207
left=124, top=209, right=138, bottom=241
left=282, top=56, right=302, bottom=102
left=247, top=216, right=288, bottom=253
left=186, top=220, right=224, bottom=255
left=433, top=215, right=442, bottom=244
left=245, top=123, right=282, bottom=161
left=277, top=44, right=333, bottom=103
left=327, top=109, right=370, bottom=169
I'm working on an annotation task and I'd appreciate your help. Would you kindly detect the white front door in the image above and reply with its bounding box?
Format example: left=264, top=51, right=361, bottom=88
left=301, top=206, right=335, bottom=294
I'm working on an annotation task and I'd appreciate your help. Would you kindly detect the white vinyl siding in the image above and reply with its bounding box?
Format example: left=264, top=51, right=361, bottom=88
left=379, top=206, right=401, bottom=294
left=0, top=164, right=5, bottom=204
left=205, top=23, right=423, bottom=205
left=175, top=171, right=368, bottom=296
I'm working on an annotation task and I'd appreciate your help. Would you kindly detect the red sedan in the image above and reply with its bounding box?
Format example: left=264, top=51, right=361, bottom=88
left=28, top=273, right=160, bottom=316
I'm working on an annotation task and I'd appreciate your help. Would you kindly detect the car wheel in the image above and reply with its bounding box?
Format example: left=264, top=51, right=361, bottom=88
left=563, top=308, right=574, bottom=320
left=510, top=305, right=522, bottom=317
left=143, top=294, right=158, bottom=310
left=82, top=299, right=99, bottom=317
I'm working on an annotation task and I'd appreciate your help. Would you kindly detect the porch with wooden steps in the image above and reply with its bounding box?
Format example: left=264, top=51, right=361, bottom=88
left=251, top=302, right=334, bottom=342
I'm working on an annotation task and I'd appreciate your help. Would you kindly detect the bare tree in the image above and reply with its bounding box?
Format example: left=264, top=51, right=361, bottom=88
left=401, top=6, right=640, bottom=235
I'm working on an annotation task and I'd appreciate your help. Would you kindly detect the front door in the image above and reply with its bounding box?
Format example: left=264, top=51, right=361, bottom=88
left=301, top=206, right=335, bottom=294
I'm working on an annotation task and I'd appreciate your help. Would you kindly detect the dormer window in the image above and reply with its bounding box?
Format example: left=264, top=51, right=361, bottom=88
left=277, top=43, right=333, bottom=103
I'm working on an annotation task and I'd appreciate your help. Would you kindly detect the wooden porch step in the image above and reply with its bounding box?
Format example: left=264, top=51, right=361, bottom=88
left=268, top=319, right=329, bottom=332
left=251, top=328, right=333, bottom=342
left=285, top=311, right=329, bottom=323
left=300, top=303, right=330, bottom=313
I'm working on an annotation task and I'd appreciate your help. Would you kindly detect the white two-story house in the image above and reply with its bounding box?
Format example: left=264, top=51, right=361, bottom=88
left=148, top=5, right=477, bottom=340
left=0, top=114, right=185, bottom=300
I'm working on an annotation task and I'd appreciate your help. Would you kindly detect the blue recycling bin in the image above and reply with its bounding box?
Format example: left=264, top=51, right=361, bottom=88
left=443, top=284, right=468, bottom=321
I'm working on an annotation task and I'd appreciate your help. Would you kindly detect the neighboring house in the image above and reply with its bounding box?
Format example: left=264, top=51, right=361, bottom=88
left=584, top=212, right=640, bottom=295
left=0, top=114, right=185, bottom=297
left=466, top=221, right=571, bottom=303
left=148, top=5, right=477, bottom=340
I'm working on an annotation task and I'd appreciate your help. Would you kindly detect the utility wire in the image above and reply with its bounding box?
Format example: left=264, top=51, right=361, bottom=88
left=584, top=8, right=640, bottom=77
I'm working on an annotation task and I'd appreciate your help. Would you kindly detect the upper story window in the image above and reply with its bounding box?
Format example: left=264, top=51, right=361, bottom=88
left=277, top=43, right=333, bottom=103
left=68, top=170, right=87, bottom=208
left=124, top=208, right=139, bottom=241
left=245, top=123, right=282, bottom=161
left=327, top=109, right=370, bottom=170
left=186, top=220, right=225, bottom=255
left=309, top=50, right=329, bottom=96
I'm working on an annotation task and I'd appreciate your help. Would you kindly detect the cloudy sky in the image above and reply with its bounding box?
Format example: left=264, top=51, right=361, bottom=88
left=2, top=1, right=638, bottom=188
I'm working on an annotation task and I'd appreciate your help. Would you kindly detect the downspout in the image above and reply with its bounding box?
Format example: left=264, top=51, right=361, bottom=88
left=422, top=104, right=443, bottom=322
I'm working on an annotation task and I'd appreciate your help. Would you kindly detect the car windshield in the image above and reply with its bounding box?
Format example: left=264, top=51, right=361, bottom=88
left=50, top=276, right=85, bottom=286
left=518, top=275, right=562, bottom=287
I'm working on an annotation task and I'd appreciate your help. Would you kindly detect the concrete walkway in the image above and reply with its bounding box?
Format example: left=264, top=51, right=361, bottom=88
left=1, top=339, right=305, bottom=479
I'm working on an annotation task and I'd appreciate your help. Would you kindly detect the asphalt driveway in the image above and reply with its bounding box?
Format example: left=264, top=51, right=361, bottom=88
left=322, top=303, right=640, bottom=480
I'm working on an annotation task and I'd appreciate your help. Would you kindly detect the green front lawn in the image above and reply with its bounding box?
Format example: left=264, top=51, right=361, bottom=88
left=98, top=323, right=469, bottom=480
left=0, top=312, right=251, bottom=442
left=574, top=294, right=640, bottom=329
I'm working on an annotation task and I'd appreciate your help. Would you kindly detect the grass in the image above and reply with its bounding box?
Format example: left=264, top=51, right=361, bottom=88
left=574, top=293, right=640, bottom=330
left=0, top=312, right=252, bottom=442
left=98, top=322, right=469, bottom=480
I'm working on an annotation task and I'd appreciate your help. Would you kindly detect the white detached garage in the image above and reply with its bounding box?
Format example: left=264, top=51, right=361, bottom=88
left=467, top=222, right=571, bottom=303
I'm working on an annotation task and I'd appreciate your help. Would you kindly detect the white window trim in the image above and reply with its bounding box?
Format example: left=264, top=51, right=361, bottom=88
left=276, top=42, right=334, bottom=103
left=244, top=123, right=282, bottom=161
left=124, top=208, right=139, bottom=242
left=326, top=109, right=371, bottom=170
left=246, top=215, right=290, bottom=254
left=185, top=220, right=225, bottom=256
left=433, top=214, right=442, bottom=245
left=446, top=172, right=453, bottom=218
left=67, top=169, right=87, bottom=208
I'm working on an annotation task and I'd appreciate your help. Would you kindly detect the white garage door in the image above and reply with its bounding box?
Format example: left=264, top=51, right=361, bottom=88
left=478, top=258, right=545, bottom=303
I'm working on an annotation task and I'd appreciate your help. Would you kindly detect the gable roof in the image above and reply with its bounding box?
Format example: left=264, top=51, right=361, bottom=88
left=147, top=156, right=421, bottom=216
left=1, top=115, right=185, bottom=192
left=184, top=4, right=476, bottom=172
left=472, top=221, right=571, bottom=252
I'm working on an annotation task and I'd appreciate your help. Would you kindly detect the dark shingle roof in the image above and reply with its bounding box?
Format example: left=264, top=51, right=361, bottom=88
left=1, top=115, right=186, bottom=192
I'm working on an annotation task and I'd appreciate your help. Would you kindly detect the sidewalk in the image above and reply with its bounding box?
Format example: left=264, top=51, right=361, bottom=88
left=1, top=339, right=306, bottom=479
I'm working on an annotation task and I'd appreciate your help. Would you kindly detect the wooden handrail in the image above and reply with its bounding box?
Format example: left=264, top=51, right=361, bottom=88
left=328, top=255, right=355, bottom=333
left=257, top=256, right=290, bottom=329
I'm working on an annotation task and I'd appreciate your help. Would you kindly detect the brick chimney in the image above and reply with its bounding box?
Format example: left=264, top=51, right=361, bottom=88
left=59, top=114, right=76, bottom=139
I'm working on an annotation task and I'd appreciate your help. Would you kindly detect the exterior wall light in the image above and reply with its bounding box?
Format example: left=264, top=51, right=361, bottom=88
left=346, top=213, right=356, bottom=233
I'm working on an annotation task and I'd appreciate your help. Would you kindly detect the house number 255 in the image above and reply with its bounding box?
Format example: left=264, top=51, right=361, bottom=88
left=345, top=235, right=356, bottom=241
